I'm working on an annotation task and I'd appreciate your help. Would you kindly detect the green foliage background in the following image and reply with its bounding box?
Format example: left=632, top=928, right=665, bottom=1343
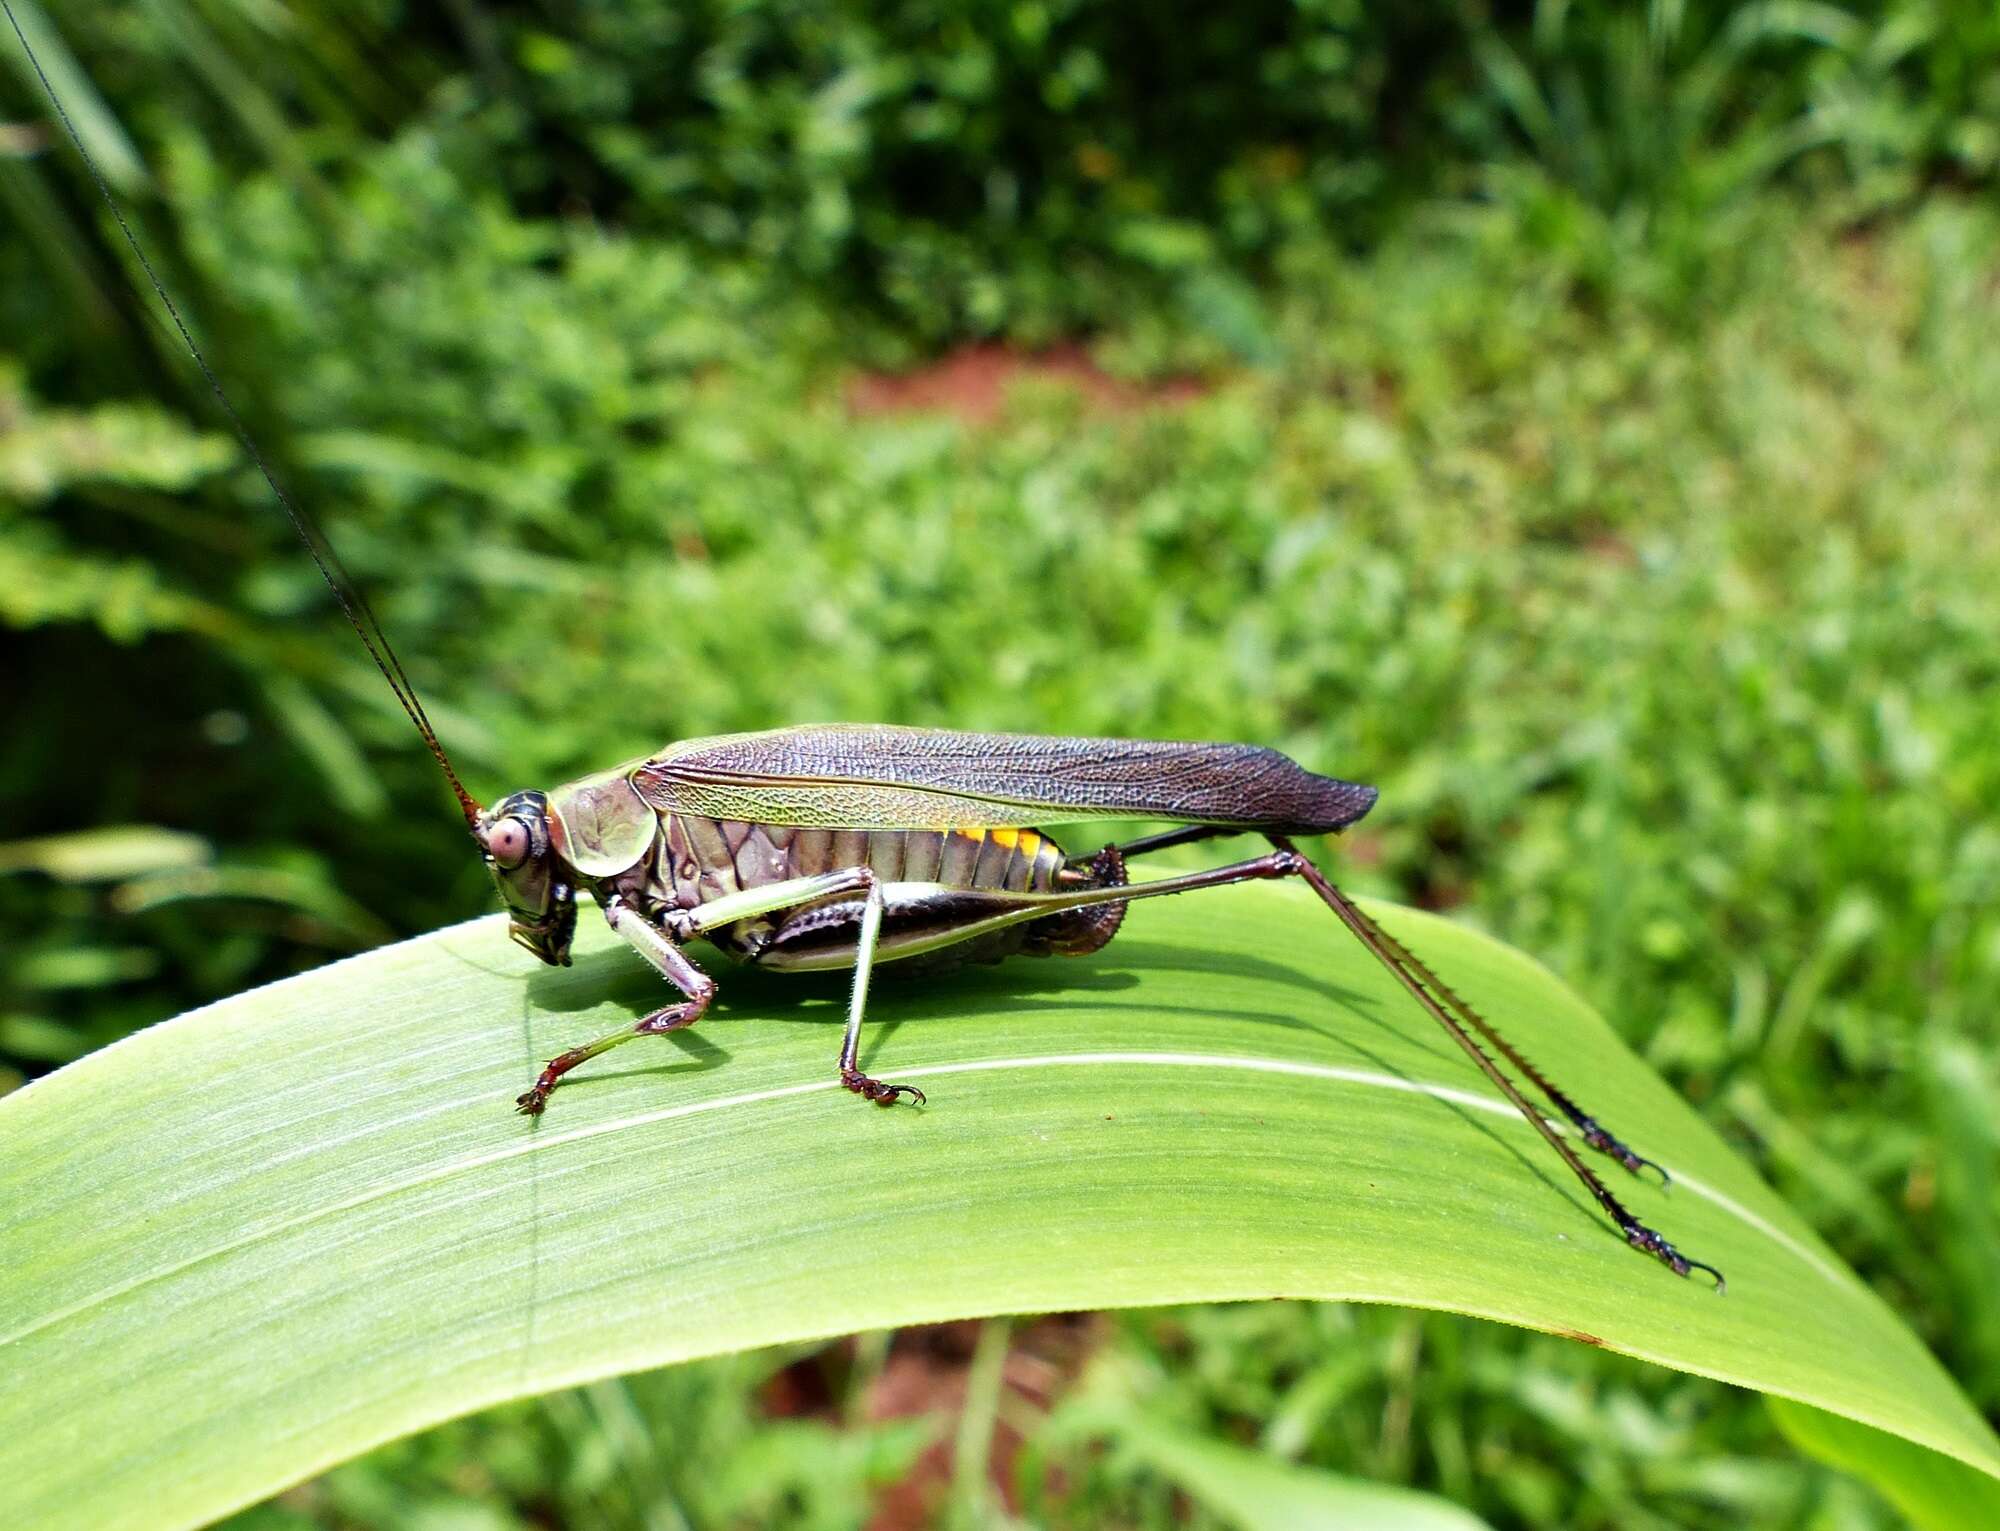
left=2, top=2, right=1997, bottom=1526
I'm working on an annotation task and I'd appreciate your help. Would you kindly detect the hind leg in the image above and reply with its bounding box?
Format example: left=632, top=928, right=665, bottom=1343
left=1028, top=843, right=1130, bottom=956
left=1089, top=827, right=1668, bottom=1185
left=1264, top=834, right=1718, bottom=1287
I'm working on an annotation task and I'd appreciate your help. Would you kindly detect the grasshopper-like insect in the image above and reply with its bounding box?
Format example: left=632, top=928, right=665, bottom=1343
left=10, top=8, right=1720, bottom=1288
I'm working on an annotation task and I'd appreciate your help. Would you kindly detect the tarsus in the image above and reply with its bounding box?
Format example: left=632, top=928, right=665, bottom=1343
left=2, top=1, right=482, bottom=830
left=1363, top=918, right=1670, bottom=1185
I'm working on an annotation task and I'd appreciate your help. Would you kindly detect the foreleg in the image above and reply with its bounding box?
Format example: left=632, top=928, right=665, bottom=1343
left=519, top=868, right=926, bottom=1115
left=515, top=896, right=717, bottom=1115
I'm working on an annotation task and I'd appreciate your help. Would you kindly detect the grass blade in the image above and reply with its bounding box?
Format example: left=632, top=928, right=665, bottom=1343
left=0, top=0, right=147, bottom=192
left=1109, top=1416, right=1492, bottom=1531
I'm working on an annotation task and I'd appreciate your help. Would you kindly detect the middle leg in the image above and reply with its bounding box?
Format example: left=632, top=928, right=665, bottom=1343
left=834, top=869, right=923, bottom=1106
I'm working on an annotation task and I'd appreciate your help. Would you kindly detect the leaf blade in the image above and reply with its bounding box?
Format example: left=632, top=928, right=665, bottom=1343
left=1, top=887, right=1993, bottom=1528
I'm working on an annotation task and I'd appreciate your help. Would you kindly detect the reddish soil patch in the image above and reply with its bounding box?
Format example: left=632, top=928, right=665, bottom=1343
left=759, top=1315, right=1104, bottom=1528
left=849, top=342, right=1206, bottom=426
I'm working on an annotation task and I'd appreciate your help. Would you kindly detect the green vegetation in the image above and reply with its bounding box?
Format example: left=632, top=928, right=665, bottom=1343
left=3, top=2, right=1998, bottom=1526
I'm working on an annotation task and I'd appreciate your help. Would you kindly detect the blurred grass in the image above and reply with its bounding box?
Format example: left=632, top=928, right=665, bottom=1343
left=5, top=2, right=2000, bottom=1526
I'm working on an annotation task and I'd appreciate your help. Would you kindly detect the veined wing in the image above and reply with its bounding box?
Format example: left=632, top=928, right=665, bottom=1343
left=631, top=724, right=1377, bottom=832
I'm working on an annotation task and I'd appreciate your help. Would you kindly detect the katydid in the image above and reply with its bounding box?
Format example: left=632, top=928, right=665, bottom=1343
left=7, top=7, right=1721, bottom=1289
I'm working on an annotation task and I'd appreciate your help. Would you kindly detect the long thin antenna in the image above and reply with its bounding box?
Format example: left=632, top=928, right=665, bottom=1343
left=3, top=2, right=483, bottom=830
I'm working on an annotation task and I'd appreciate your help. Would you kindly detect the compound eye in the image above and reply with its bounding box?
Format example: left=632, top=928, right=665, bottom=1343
left=489, top=816, right=532, bottom=870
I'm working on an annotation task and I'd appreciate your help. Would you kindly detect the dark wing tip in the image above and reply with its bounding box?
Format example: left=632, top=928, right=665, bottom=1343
left=1315, top=778, right=1379, bottom=832
left=1187, top=746, right=1378, bottom=834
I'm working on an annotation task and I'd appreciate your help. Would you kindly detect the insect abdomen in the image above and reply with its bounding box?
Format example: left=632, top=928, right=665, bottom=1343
left=657, top=817, right=1067, bottom=908
left=785, top=825, right=1064, bottom=892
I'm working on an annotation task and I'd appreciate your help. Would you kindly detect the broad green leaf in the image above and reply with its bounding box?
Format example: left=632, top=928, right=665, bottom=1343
left=1769, top=1398, right=2000, bottom=1531
left=2, top=887, right=1995, bottom=1529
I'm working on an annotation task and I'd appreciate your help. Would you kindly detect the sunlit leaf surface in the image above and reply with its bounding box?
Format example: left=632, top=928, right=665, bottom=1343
left=3, top=888, right=1994, bottom=1528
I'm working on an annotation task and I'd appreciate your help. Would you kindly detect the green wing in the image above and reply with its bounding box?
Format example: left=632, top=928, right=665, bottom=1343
left=629, top=724, right=1376, bottom=832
